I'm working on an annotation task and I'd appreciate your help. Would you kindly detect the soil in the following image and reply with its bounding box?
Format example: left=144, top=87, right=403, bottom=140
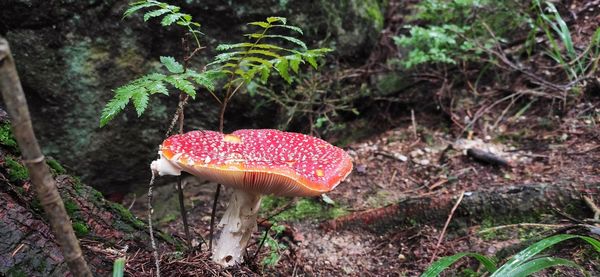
left=128, top=96, right=600, bottom=276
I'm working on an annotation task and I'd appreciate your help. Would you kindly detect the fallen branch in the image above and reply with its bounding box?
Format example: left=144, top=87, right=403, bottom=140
left=429, top=191, right=465, bottom=264
left=0, top=36, right=92, bottom=276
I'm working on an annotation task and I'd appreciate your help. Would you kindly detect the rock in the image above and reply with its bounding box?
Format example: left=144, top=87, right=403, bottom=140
left=410, top=149, right=424, bottom=158
left=0, top=0, right=385, bottom=194
left=393, top=153, right=408, bottom=162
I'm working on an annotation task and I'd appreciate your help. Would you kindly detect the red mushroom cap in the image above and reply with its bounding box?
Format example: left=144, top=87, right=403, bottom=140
left=159, top=129, right=353, bottom=196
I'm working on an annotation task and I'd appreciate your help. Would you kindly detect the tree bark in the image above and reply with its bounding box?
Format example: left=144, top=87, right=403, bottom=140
left=0, top=36, right=92, bottom=276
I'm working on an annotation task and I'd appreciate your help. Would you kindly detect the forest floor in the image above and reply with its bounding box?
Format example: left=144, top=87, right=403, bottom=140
left=128, top=96, right=600, bottom=276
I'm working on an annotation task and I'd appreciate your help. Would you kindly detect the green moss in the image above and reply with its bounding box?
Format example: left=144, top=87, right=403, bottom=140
left=72, top=221, right=90, bottom=236
left=63, top=199, right=80, bottom=218
left=108, top=202, right=145, bottom=229
left=5, top=156, right=29, bottom=181
left=261, top=196, right=348, bottom=221
left=46, top=158, right=66, bottom=174
left=0, top=123, right=18, bottom=149
left=72, top=177, right=84, bottom=193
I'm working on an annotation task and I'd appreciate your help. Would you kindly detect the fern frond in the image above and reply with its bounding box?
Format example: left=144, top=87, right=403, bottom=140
left=185, top=70, right=222, bottom=91
left=271, top=24, right=303, bottom=35
left=124, top=2, right=158, bottom=18
left=274, top=59, right=291, bottom=83
left=161, top=13, right=183, bottom=26
left=160, top=56, right=184, bottom=73
left=209, top=17, right=331, bottom=86
left=131, top=89, right=150, bottom=116
left=164, top=75, right=196, bottom=98
left=262, top=35, right=307, bottom=50
left=100, top=85, right=137, bottom=127
left=216, top=43, right=286, bottom=52
left=266, top=16, right=286, bottom=24
left=143, top=8, right=170, bottom=21
left=248, top=21, right=270, bottom=28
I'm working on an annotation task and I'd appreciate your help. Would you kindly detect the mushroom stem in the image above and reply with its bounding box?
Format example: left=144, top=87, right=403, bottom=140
left=212, top=188, right=262, bottom=267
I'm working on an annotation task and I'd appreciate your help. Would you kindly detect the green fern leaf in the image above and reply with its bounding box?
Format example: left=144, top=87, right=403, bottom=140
left=165, top=75, right=196, bottom=98
left=263, top=35, right=307, bottom=50
left=245, top=33, right=266, bottom=39
left=148, top=81, right=168, bottom=95
left=161, top=13, right=183, bottom=26
left=100, top=85, right=136, bottom=127
left=216, top=43, right=286, bottom=52
left=272, top=24, right=303, bottom=35
left=160, top=56, right=184, bottom=73
left=260, top=66, right=270, bottom=83
left=185, top=70, right=216, bottom=91
left=304, top=55, right=318, bottom=69
left=144, top=8, right=170, bottom=21
left=241, top=56, right=273, bottom=67
left=247, top=49, right=281, bottom=58
left=124, top=2, right=157, bottom=17
left=248, top=21, right=270, bottom=28
left=275, top=59, right=291, bottom=83
left=266, top=17, right=286, bottom=24
left=288, top=54, right=302, bottom=73
left=131, top=89, right=150, bottom=116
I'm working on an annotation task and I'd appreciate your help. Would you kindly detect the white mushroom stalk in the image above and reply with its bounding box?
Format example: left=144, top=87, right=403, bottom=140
left=151, top=129, right=353, bottom=267
left=212, top=189, right=261, bottom=266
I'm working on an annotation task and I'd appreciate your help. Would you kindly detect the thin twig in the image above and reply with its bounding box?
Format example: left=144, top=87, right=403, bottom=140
left=208, top=184, right=221, bottom=252
left=478, top=223, right=568, bottom=234
left=175, top=93, right=194, bottom=249
left=0, top=37, right=92, bottom=276
left=148, top=170, right=160, bottom=277
left=411, top=109, right=418, bottom=139
left=252, top=224, right=274, bottom=261
left=429, top=191, right=465, bottom=264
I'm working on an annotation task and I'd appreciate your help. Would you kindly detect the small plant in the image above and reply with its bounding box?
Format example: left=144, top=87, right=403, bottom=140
left=261, top=223, right=287, bottom=268
left=112, top=257, right=126, bottom=277
left=530, top=0, right=600, bottom=81
left=422, top=234, right=600, bottom=276
left=393, top=0, right=528, bottom=68
left=100, top=1, right=331, bottom=128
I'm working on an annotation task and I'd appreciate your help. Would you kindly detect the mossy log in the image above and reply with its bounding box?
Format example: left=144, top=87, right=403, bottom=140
left=323, top=183, right=599, bottom=232
left=0, top=171, right=173, bottom=276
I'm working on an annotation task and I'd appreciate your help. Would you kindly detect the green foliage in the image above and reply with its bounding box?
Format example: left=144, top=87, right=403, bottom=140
left=72, top=221, right=90, bottom=236
left=422, top=234, right=600, bottom=276
left=100, top=64, right=220, bottom=127
left=261, top=196, right=347, bottom=221
left=394, top=0, right=528, bottom=68
left=531, top=0, right=600, bottom=80
left=0, top=123, right=17, bottom=149
left=124, top=0, right=202, bottom=45
left=108, top=202, right=145, bottom=229
left=101, top=1, right=329, bottom=128
left=4, top=156, right=29, bottom=182
left=210, top=16, right=331, bottom=86
left=261, top=223, right=287, bottom=268
left=112, top=257, right=126, bottom=277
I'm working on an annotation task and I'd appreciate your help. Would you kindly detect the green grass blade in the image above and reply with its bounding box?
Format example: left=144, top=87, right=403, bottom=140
left=112, top=257, right=126, bottom=277
left=421, top=253, right=497, bottom=277
left=492, top=234, right=599, bottom=276
left=508, top=257, right=582, bottom=277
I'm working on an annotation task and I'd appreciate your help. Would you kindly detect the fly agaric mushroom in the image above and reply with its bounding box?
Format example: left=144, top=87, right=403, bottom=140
left=150, top=129, right=352, bottom=267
